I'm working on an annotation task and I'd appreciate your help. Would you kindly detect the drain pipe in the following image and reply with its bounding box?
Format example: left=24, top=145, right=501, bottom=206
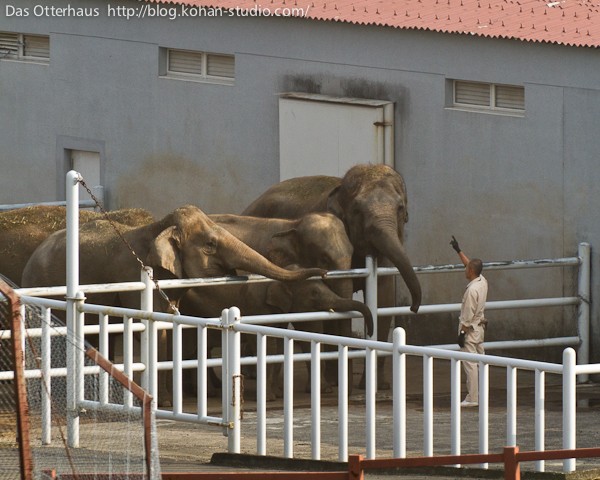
left=577, top=242, right=590, bottom=383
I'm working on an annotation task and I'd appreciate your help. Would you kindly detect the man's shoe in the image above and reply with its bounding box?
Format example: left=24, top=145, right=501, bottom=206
left=461, top=399, right=478, bottom=408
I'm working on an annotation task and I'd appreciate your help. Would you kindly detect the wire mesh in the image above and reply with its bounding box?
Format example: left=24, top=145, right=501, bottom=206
left=0, top=281, right=161, bottom=479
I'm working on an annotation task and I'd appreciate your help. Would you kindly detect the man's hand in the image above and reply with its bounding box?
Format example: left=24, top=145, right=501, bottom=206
left=450, top=235, right=461, bottom=253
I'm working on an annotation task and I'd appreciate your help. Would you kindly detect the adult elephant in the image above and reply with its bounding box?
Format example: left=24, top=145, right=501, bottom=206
left=242, top=164, right=422, bottom=388
left=0, top=205, right=154, bottom=286
left=180, top=212, right=355, bottom=394
left=180, top=267, right=373, bottom=400
left=21, top=205, right=325, bottom=405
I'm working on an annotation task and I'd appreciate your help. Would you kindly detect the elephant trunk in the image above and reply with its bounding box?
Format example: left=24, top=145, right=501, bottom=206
left=330, top=299, right=374, bottom=338
left=325, top=278, right=354, bottom=300
left=224, top=236, right=326, bottom=282
left=371, top=230, right=422, bottom=313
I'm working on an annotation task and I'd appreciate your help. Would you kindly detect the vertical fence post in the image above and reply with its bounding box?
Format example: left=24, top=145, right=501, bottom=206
left=226, top=307, right=241, bottom=454
left=503, top=446, right=521, bottom=480
left=338, top=344, right=349, bottom=462
left=41, top=307, right=52, bottom=445
left=256, top=333, right=267, bottom=456
left=479, top=362, right=489, bottom=468
left=221, top=309, right=230, bottom=438
left=66, top=170, right=80, bottom=449
left=423, top=354, right=433, bottom=457
left=507, top=366, right=517, bottom=447
left=392, top=327, right=406, bottom=458
left=562, top=347, right=576, bottom=472
left=450, top=357, right=461, bottom=464
left=140, top=267, right=155, bottom=394
left=311, top=340, right=321, bottom=460
left=283, top=335, right=294, bottom=458
left=534, top=369, right=545, bottom=472
left=577, top=242, right=590, bottom=382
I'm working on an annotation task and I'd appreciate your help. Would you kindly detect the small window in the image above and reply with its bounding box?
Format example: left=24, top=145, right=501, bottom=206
left=163, top=48, right=234, bottom=84
left=0, top=32, right=49, bottom=62
left=453, top=80, right=524, bottom=113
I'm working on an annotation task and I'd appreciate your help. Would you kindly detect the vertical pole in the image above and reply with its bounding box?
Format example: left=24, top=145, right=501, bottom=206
left=221, top=309, right=229, bottom=437
left=577, top=242, right=590, bottom=382
left=123, top=314, right=133, bottom=408
left=99, top=313, right=109, bottom=404
left=479, top=362, right=489, bottom=469
left=507, top=366, right=517, bottom=447
left=66, top=170, right=80, bottom=449
left=338, top=344, right=349, bottom=462
left=197, top=323, right=208, bottom=419
left=283, top=335, right=294, bottom=458
left=256, top=333, right=267, bottom=455
left=365, top=345, right=376, bottom=459
left=450, top=357, right=461, bottom=464
left=392, top=328, right=406, bottom=458
left=562, top=348, right=576, bottom=472
left=172, top=317, right=182, bottom=415
left=227, top=307, right=241, bottom=454
left=534, top=369, right=545, bottom=472
left=423, top=354, right=433, bottom=457
left=311, top=340, right=321, bottom=460
left=140, top=267, right=155, bottom=393
left=41, top=307, right=52, bottom=445
left=348, top=454, right=365, bottom=480
left=503, top=446, right=521, bottom=480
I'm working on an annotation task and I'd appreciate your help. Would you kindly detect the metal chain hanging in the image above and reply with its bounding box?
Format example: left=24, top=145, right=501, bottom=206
left=77, top=178, right=180, bottom=315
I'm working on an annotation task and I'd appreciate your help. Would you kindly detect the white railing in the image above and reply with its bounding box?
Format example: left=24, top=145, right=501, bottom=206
left=6, top=171, right=593, bottom=472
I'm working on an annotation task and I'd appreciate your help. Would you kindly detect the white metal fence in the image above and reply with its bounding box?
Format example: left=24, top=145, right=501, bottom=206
left=4, top=171, right=595, bottom=473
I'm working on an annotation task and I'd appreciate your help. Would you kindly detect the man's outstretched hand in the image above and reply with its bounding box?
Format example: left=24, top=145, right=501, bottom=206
left=450, top=235, right=461, bottom=253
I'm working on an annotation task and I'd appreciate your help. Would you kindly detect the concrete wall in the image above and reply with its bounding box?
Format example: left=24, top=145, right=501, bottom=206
left=1, top=0, right=598, bottom=361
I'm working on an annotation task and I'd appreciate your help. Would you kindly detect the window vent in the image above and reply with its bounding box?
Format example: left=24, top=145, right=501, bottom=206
left=206, top=54, right=235, bottom=78
left=164, top=48, right=234, bottom=84
left=0, top=32, right=20, bottom=59
left=0, top=31, right=49, bottom=62
left=23, top=35, right=50, bottom=59
left=453, top=80, right=524, bottom=113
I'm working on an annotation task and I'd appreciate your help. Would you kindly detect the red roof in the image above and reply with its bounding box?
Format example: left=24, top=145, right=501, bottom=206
left=148, top=0, right=600, bottom=48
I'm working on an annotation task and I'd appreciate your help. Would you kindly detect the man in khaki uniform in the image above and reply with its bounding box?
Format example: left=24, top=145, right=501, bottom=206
left=450, top=236, right=488, bottom=407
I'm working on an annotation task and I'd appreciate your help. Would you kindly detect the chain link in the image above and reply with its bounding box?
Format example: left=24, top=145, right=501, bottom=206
left=77, top=178, right=180, bottom=315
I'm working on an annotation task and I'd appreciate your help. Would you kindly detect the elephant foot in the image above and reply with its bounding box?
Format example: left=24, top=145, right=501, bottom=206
left=158, top=397, right=172, bottom=408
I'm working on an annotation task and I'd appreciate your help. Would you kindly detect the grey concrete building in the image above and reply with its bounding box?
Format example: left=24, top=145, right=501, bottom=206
left=1, top=0, right=599, bottom=361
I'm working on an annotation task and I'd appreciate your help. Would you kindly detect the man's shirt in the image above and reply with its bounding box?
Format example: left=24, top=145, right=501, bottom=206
left=459, top=275, right=488, bottom=331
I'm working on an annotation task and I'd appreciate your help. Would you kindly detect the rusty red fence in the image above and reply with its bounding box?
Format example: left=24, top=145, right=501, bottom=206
left=156, top=445, right=600, bottom=480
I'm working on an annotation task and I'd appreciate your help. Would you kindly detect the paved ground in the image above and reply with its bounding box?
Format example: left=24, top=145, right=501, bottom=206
left=155, top=357, right=600, bottom=479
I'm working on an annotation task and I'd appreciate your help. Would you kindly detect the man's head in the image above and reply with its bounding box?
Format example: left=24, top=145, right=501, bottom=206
left=465, top=258, right=483, bottom=280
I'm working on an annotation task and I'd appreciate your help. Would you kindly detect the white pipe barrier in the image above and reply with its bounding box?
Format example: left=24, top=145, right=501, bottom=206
left=9, top=171, right=594, bottom=471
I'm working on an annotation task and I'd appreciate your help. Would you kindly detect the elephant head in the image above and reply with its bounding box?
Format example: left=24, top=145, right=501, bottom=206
left=267, top=213, right=354, bottom=299
left=146, top=205, right=326, bottom=283
left=326, top=164, right=422, bottom=313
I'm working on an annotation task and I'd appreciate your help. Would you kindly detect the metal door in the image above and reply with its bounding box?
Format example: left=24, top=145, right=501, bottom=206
left=278, top=93, right=394, bottom=180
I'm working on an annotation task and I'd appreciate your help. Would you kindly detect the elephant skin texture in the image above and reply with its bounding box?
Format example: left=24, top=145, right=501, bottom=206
left=242, top=164, right=423, bottom=389
left=21, top=205, right=325, bottom=405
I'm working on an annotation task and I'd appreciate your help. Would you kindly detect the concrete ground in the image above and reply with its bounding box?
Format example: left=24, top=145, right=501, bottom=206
left=156, top=356, right=600, bottom=479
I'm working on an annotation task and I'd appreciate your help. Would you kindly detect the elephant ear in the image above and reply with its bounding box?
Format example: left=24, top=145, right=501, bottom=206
left=268, top=229, right=299, bottom=266
left=326, top=186, right=345, bottom=220
left=146, top=226, right=184, bottom=278
left=265, top=282, right=293, bottom=313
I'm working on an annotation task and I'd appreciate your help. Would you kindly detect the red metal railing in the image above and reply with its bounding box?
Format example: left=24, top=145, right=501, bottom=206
left=156, top=445, right=600, bottom=480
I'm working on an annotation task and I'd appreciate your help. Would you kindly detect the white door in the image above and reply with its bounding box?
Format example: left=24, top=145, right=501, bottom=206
left=278, top=93, right=394, bottom=180
left=71, top=150, right=101, bottom=204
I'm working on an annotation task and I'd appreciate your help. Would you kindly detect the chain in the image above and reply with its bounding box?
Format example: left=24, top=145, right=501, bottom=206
left=77, top=178, right=180, bottom=315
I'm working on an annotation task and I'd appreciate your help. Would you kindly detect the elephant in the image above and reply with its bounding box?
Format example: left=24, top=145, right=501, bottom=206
left=242, top=163, right=422, bottom=389
left=21, top=205, right=325, bottom=405
left=0, top=205, right=154, bottom=286
left=179, top=267, right=373, bottom=400
left=179, top=212, right=356, bottom=394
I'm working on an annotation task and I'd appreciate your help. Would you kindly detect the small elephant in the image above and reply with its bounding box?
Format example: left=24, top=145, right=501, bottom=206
left=0, top=205, right=154, bottom=286
left=21, top=205, right=325, bottom=405
left=242, top=164, right=423, bottom=389
left=179, top=268, right=373, bottom=400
